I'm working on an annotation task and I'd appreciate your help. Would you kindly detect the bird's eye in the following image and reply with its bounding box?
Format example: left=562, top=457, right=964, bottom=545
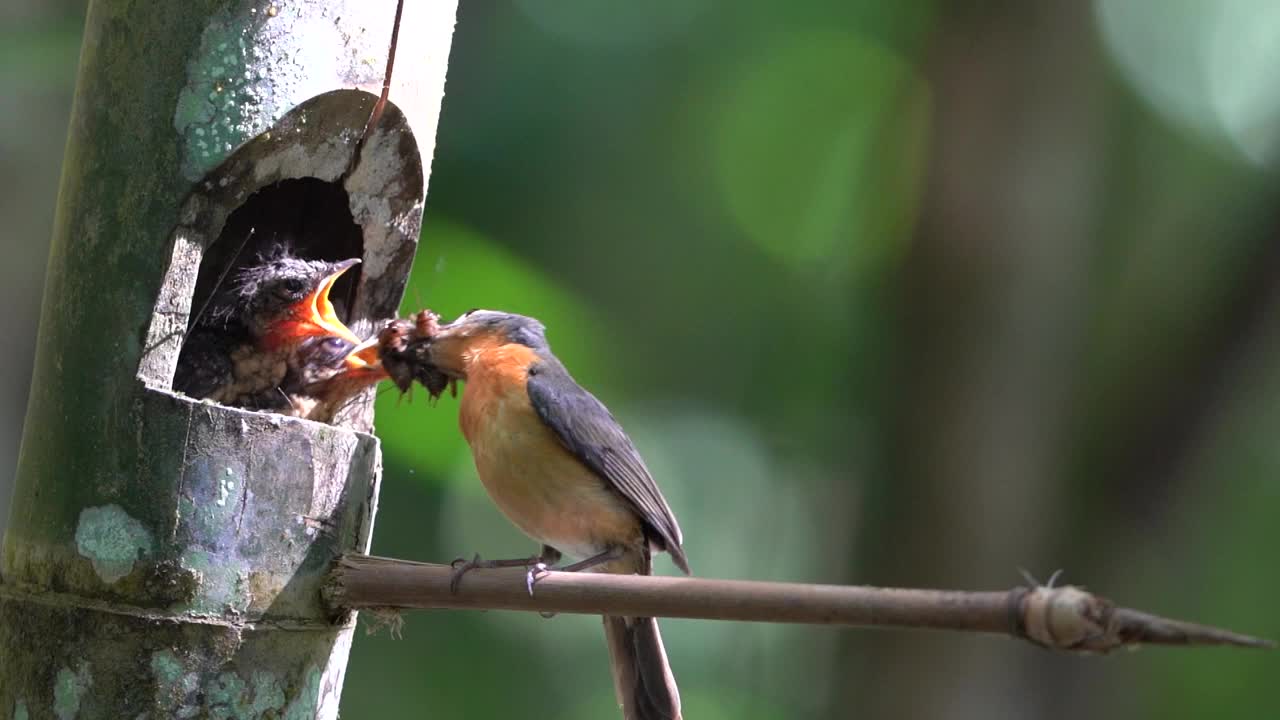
left=276, top=277, right=306, bottom=298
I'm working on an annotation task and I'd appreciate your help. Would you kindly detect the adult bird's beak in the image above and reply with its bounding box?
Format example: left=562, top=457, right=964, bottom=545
left=415, top=314, right=479, bottom=379
left=344, top=336, right=383, bottom=371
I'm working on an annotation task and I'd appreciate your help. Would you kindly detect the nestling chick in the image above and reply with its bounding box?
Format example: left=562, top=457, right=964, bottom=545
left=174, top=252, right=382, bottom=422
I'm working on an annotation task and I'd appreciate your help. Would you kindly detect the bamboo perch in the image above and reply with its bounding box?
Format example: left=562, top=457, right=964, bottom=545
left=324, top=554, right=1272, bottom=653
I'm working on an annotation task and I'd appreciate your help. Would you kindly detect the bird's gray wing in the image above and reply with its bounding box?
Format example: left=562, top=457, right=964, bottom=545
left=526, top=356, right=689, bottom=573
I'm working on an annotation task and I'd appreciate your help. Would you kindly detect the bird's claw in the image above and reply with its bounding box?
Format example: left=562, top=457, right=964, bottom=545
left=450, top=553, right=479, bottom=570
left=449, top=553, right=483, bottom=595
left=525, top=562, right=549, bottom=596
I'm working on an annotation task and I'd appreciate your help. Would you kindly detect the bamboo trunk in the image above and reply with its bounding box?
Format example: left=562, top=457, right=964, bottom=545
left=0, top=2, right=455, bottom=717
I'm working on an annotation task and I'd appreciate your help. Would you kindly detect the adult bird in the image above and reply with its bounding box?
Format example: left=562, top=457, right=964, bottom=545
left=422, top=309, right=688, bottom=720
left=174, top=252, right=383, bottom=422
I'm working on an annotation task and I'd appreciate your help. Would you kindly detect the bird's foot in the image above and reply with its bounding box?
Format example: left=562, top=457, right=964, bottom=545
left=525, top=562, right=551, bottom=597
left=449, top=553, right=482, bottom=595
left=448, top=552, right=550, bottom=594
left=526, top=547, right=627, bottom=613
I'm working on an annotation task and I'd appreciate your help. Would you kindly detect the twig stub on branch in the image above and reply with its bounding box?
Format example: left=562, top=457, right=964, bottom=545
left=1014, top=585, right=1272, bottom=652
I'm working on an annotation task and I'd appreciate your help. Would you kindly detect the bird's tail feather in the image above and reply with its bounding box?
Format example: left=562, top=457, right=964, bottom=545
left=603, top=615, right=681, bottom=720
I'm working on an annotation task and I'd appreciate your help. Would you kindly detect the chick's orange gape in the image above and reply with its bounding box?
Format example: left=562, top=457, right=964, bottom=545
left=368, top=308, right=687, bottom=720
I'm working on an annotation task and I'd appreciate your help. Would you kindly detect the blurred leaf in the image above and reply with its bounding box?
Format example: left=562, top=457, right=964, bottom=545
left=513, top=0, right=709, bottom=52
left=712, top=31, right=929, bottom=278
left=1097, top=0, right=1280, bottom=166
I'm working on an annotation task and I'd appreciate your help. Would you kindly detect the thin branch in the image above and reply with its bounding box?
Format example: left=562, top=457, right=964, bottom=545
left=324, top=554, right=1272, bottom=653
left=365, top=0, right=404, bottom=138
left=343, top=0, right=404, bottom=180
left=185, top=227, right=255, bottom=334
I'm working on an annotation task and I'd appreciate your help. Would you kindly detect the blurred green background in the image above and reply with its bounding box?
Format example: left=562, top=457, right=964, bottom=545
left=5, top=1, right=1279, bottom=718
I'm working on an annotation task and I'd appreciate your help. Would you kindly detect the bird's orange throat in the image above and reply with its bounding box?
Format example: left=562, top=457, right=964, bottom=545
left=457, top=342, right=541, bottom=441
left=260, top=320, right=308, bottom=352
left=427, top=330, right=534, bottom=381
left=462, top=342, right=540, bottom=382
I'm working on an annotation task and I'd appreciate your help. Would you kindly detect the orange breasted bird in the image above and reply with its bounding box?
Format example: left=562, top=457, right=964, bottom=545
left=421, top=309, right=688, bottom=720
left=174, top=253, right=383, bottom=422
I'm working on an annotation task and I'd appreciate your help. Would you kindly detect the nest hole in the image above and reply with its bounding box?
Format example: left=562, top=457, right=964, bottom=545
left=141, top=90, right=425, bottom=434
left=190, top=177, right=365, bottom=327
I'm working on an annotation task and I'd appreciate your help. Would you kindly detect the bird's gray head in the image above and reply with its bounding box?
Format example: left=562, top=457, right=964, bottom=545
left=423, top=309, right=549, bottom=378
left=444, top=309, right=548, bottom=349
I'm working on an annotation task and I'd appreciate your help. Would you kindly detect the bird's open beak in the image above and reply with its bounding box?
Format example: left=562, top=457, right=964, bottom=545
left=264, top=259, right=364, bottom=350
left=304, top=259, right=362, bottom=345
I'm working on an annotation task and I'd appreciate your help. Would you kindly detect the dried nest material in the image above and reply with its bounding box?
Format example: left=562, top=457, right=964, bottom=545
left=362, top=608, right=406, bottom=639
left=377, top=309, right=452, bottom=400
